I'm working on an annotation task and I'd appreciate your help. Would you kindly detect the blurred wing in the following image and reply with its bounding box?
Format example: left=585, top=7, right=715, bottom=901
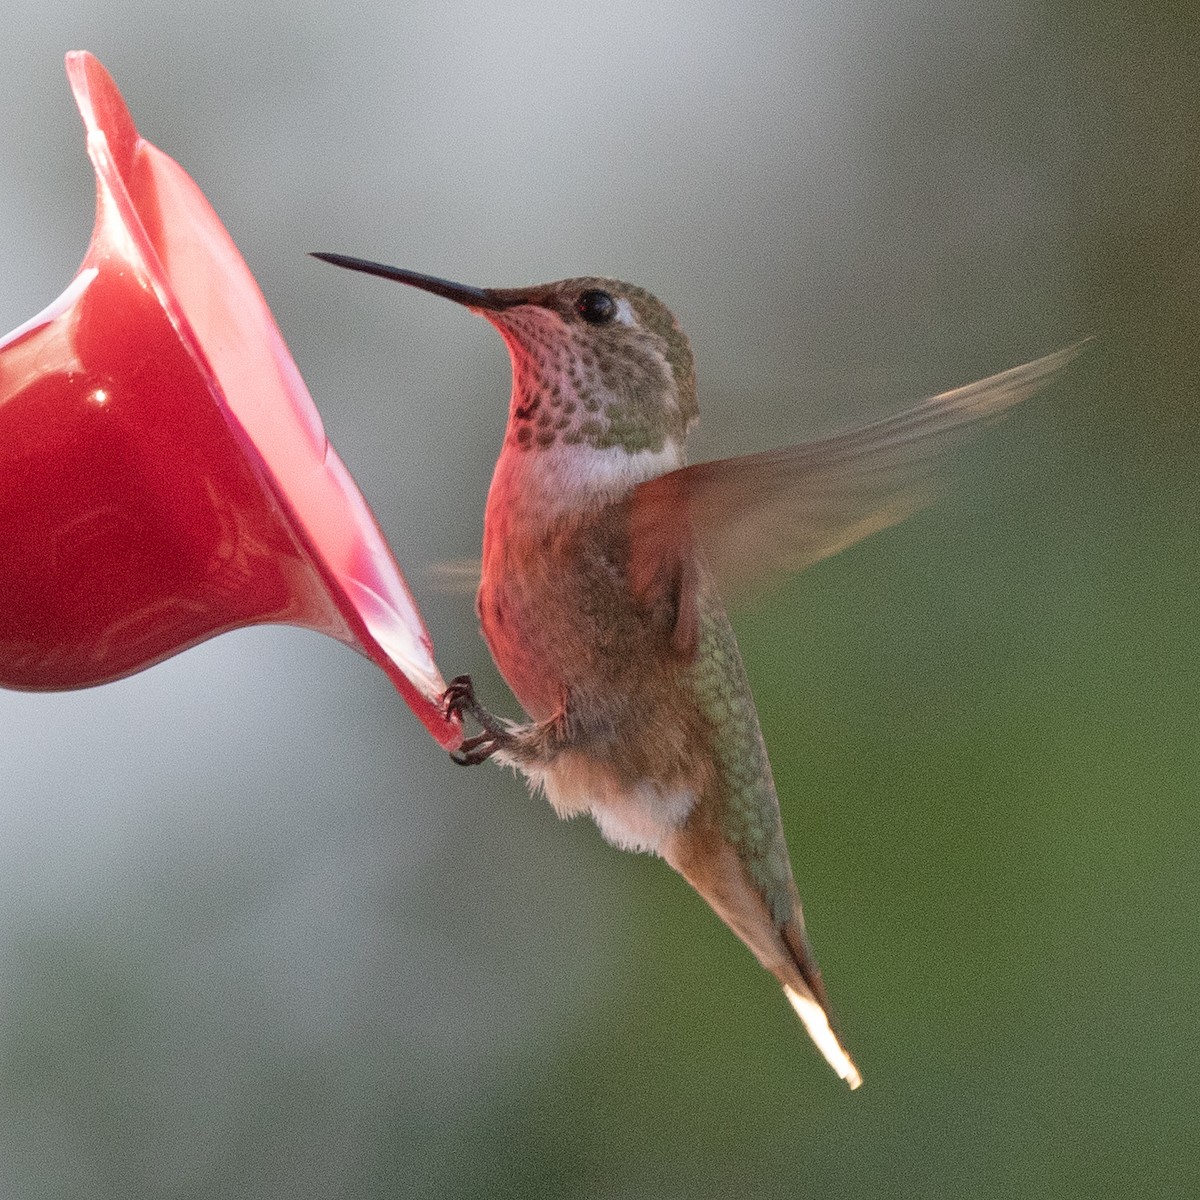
left=628, top=344, right=1084, bottom=613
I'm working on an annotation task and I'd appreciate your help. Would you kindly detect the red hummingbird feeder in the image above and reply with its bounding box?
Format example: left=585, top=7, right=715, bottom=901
left=0, top=52, right=461, bottom=749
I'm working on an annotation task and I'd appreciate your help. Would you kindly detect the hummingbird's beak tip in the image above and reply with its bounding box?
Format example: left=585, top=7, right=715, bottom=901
left=310, top=251, right=382, bottom=274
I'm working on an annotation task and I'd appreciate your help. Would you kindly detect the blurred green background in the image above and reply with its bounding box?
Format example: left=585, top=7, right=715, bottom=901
left=1, top=2, right=1197, bottom=1197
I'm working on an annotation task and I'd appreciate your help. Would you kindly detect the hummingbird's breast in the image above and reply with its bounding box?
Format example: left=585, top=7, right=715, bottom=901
left=478, top=496, right=650, bottom=722
left=476, top=444, right=707, bottom=786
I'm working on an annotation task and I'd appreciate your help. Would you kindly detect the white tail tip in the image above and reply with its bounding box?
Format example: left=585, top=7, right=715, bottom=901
left=784, top=985, right=863, bottom=1090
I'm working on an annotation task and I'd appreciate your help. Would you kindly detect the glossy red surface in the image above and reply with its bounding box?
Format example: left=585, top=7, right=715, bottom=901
left=0, top=53, right=461, bottom=748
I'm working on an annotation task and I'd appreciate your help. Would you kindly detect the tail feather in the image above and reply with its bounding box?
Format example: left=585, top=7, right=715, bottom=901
left=778, top=918, right=862, bottom=1089
left=784, top=984, right=863, bottom=1090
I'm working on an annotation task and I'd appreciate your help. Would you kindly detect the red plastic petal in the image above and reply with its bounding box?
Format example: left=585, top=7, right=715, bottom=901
left=0, top=52, right=461, bottom=749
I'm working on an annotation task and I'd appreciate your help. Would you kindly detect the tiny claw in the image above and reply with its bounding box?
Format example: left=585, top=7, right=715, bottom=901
left=449, top=732, right=506, bottom=767
left=441, top=673, right=477, bottom=722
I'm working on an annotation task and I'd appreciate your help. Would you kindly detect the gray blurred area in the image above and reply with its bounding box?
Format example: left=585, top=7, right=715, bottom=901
left=1, top=2, right=1198, bottom=1197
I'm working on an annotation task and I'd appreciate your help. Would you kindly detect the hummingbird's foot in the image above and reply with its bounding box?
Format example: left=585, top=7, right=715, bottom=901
left=442, top=674, right=518, bottom=766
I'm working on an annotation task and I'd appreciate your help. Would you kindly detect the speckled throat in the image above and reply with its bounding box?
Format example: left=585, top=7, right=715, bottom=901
left=490, top=300, right=684, bottom=455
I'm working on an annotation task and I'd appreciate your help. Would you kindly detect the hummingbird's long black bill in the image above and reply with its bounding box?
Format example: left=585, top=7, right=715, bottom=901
left=311, top=252, right=517, bottom=311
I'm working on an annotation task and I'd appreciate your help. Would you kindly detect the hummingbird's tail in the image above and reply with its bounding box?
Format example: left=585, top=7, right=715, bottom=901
left=777, top=921, right=862, bottom=1090
left=663, top=821, right=863, bottom=1089
left=772, top=912, right=859, bottom=1094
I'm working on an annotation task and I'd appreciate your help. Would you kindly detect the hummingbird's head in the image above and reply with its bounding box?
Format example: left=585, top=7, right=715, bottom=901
left=313, top=254, right=698, bottom=459
left=477, top=276, right=698, bottom=458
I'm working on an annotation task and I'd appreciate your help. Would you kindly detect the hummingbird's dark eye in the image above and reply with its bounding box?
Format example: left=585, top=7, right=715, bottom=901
left=576, top=289, right=617, bottom=325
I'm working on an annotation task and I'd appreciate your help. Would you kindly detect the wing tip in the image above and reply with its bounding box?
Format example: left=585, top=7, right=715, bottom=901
left=783, top=984, right=864, bottom=1090
left=935, top=339, right=1089, bottom=422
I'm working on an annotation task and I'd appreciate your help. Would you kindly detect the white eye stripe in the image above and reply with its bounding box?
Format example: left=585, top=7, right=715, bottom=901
left=614, top=297, right=637, bottom=326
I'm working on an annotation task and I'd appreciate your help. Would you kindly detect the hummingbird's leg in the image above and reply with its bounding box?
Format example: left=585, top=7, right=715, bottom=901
left=442, top=674, right=565, bottom=768
left=441, top=674, right=519, bottom=766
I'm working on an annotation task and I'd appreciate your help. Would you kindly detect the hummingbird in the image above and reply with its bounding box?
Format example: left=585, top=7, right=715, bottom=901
left=314, top=251, right=1079, bottom=1089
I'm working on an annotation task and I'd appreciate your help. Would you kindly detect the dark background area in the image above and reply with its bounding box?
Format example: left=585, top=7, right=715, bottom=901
left=1, top=3, right=1197, bottom=1196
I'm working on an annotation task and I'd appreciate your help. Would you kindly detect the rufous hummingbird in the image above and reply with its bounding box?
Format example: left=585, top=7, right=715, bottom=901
left=315, top=251, right=1080, bottom=1089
